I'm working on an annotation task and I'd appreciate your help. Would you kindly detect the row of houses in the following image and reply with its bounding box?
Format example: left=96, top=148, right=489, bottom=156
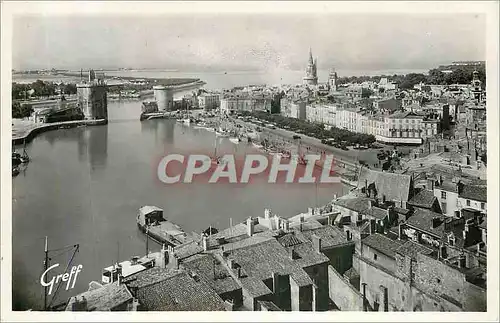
left=280, top=97, right=443, bottom=145
left=64, top=166, right=486, bottom=312
left=330, top=167, right=486, bottom=311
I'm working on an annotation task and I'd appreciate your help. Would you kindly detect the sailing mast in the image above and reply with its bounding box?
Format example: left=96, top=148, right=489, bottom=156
left=43, top=236, right=49, bottom=310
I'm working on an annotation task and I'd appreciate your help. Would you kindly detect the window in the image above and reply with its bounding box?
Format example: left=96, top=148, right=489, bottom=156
left=373, top=253, right=378, bottom=261
left=441, top=202, right=447, bottom=214
left=441, top=191, right=447, bottom=199
left=481, top=202, right=485, bottom=210
left=466, top=200, right=471, bottom=206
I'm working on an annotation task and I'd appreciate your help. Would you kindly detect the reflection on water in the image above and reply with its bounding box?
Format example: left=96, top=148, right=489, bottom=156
left=12, top=98, right=346, bottom=310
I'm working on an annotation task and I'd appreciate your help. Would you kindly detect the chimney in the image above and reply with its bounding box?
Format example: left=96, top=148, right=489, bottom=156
left=437, top=174, right=443, bottom=185
left=368, top=200, right=373, bottom=209
left=427, top=179, right=435, bottom=190
left=160, top=244, right=168, bottom=268
left=308, top=207, right=313, bottom=215
left=362, top=283, right=367, bottom=311
left=369, top=219, right=376, bottom=234
left=312, top=234, right=322, bottom=253
left=398, top=223, right=402, bottom=239
left=365, top=179, right=368, bottom=195
left=272, top=272, right=279, bottom=294
left=265, top=208, right=271, bottom=220
left=274, top=215, right=280, bottom=230
left=247, top=217, right=254, bottom=237
left=283, top=220, right=290, bottom=232
left=346, top=230, right=352, bottom=241
left=228, top=259, right=235, bottom=269
left=116, top=264, right=123, bottom=285
left=438, top=245, right=447, bottom=259
left=72, top=296, right=88, bottom=311
left=458, top=255, right=466, bottom=268
left=202, top=234, right=208, bottom=251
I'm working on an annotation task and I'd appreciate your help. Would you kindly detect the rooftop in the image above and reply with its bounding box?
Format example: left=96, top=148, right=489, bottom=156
left=459, top=184, right=487, bottom=202
left=357, top=168, right=412, bottom=203
left=408, top=188, right=437, bottom=209
left=334, top=196, right=372, bottom=214
left=183, top=253, right=241, bottom=295
left=366, top=206, right=389, bottom=220
left=362, top=233, right=403, bottom=259
left=395, top=240, right=434, bottom=260
left=135, top=271, right=227, bottom=311
left=65, top=281, right=133, bottom=311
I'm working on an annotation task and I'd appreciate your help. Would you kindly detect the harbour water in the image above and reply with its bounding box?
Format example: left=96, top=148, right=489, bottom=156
left=11, top=97, right=349, bottom=310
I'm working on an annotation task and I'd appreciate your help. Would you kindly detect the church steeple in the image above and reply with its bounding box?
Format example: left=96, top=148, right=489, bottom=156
left=303, top=47, right=318, bottom=86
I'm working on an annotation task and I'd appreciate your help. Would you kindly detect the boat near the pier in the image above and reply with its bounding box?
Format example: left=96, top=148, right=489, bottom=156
left=137, top=206, right=195, bottom=247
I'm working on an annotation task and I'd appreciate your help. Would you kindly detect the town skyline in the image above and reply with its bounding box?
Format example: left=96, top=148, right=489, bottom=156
left=13, top=14, right=485, bottom=72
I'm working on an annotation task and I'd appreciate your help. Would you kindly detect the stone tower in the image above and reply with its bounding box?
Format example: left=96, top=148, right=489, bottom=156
left=153, top=85, right=174, bottom=111
left=303, top=48, right=318, bottom=86
left=76, top=69, right=108, bottom=122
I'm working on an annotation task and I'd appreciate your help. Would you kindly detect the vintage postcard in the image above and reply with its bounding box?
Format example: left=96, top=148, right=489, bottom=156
left=1, top=1, right=498, bottom=321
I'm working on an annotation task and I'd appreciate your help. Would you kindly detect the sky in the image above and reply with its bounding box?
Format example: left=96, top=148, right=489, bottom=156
left=12, top=14, right=486, bottom=72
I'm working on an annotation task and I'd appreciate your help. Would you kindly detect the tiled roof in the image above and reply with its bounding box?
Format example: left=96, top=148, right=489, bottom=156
left=366, top=206, right=388, bottom=220
left=227, top=239, right=320, bottom=296
left=436, top=181, right=458, bottom=193
left=123, top=267, right=181, bottom=289
left=405, top=208, right=445, bottom=238
left=334, top=196, right=372, bottom=214
left=135, top=271, right=227, bottom=311
left=183, top=253, right=241, bottom=295
left=174, top=241, right=204, bottom=260
left=459, top=184, right=487, bottom=202
left=395, top=240, right=434, bottom=260
left=65, top=281, right=132, bottom=311
left=297, top=225, right=349, bottom=248
left=408, top=189, right=437, bottom=208
left=277, top=232, right=303, bottom=247
left=394, top=207, right=410, bottom=215
left=357, top=168, right=412, bottom=202
left=362, top=233, right=403, bottom=259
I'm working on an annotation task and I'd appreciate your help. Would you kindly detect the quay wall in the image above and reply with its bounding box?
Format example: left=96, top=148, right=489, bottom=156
left=12, top=119, right=107, bottom=145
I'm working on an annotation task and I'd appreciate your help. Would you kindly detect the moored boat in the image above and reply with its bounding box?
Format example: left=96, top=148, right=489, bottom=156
left=137, top=206, right=195, bottom=247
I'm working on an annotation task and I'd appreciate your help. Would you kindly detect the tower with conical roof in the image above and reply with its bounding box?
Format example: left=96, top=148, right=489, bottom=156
left=303, top=48, right=318, bottom=85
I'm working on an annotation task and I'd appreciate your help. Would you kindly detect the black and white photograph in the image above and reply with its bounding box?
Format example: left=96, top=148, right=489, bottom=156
left=1, top=1, right=498, bottom=320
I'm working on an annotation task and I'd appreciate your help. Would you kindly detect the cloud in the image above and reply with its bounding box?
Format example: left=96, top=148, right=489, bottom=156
left=13, top=14, right=486, bottom=71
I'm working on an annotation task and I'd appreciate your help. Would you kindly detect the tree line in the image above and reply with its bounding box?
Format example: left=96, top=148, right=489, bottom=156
left=241, top=110, right=376, bottom=146
left=337, top=65, right=486, bottom=90
left=12, top=80, right=77, bottom=100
